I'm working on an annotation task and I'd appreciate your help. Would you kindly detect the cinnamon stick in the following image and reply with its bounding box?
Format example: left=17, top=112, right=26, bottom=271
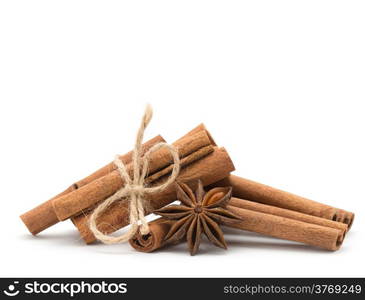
left=130, top=196, right=347, bottom=253
left=72, top=147, right=235, bottom=243
left=211, top=175, right=354, bottom=228
left=226, top=203, right=345, bottom=251
left=20, top=135, right=165, bottom=235
left=229, top=197, right=348, bottom=242
left=129, top=218, right=174, bottom=252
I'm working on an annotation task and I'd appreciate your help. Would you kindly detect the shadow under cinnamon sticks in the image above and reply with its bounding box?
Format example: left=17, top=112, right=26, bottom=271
left=129, top=197, right=348, bottom=253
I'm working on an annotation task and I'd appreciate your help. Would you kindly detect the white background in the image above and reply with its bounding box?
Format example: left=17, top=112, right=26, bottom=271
left=0, top=1, right=364, bottom=277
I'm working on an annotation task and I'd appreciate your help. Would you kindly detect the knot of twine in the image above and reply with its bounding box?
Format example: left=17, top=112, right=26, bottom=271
left=88, top=105, right=180, bottom=244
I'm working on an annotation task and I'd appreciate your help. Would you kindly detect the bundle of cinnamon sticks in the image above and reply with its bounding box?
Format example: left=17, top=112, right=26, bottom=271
left=21, top=124, right=235, bottom=243
left=21, top=123, right=354, bottom=253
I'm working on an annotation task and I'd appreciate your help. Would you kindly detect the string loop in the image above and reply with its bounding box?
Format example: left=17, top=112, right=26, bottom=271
left=88, top=105, right=180, bottom=244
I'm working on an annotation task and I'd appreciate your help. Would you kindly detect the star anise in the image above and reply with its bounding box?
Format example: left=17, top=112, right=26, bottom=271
left=154, top=180, right=241, bottom=255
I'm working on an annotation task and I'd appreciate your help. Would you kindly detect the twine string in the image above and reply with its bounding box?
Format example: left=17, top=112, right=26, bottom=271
left=88, top=105, right=180, bottom=244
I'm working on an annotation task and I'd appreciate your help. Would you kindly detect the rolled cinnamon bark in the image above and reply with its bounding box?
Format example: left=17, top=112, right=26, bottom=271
left=129, top=218, right=174, bottom=252
left=20, top=135, right=165, bottom=235
left=229, top=197, right=348, bottom=242
left=211, top=175, right=354, bottom=228
left=226, top=204, right=345, bottom=251
left=130, top=196, right=346, bottom=253
left=72, top=147, right=235, bottom=243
